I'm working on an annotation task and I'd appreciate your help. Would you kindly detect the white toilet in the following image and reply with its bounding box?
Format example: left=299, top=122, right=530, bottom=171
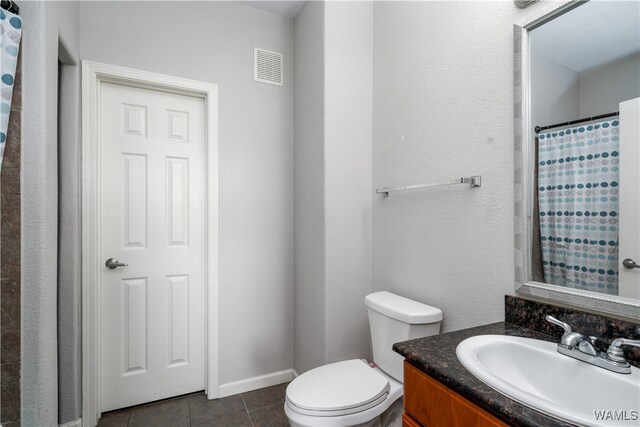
left=285, top=291, right=442, bottom=427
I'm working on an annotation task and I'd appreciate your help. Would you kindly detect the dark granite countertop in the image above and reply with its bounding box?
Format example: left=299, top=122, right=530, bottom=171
left=393, top=322, right=577, bottom=427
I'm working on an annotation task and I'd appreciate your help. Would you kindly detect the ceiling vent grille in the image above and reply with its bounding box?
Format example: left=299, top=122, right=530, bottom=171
left=254, top=48, right=283, bottom=87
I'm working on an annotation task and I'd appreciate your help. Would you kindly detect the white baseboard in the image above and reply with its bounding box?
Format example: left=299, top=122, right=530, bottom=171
left=292, top=369, right=300, bottom=378
left=218, top=369, right=294, bottom=397
left=60, top=419, right=82, bottom=427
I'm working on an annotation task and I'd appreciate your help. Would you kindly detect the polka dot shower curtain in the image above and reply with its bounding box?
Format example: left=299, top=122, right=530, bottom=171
left=0, top=6, right=21, bottom=170
left=537, top=119, right=620, bottom=295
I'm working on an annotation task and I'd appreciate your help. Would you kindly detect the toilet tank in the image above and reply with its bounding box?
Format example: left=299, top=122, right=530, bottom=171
left=365, top=291, right=442, bottom=383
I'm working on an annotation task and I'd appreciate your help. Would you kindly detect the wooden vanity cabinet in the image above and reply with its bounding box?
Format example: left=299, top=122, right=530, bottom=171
left=402, top=362, right=509, bottom=427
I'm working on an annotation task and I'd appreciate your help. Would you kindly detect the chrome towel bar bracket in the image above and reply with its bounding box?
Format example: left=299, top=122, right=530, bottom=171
left=376, top=175, right=481, bottom=197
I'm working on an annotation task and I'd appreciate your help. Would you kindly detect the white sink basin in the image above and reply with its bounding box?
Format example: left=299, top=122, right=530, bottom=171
left=456, top=335, right=640, bottom=427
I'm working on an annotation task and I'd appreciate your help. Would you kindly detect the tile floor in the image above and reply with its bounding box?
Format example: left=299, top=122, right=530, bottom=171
left=97, top=383, right=289, bottom=427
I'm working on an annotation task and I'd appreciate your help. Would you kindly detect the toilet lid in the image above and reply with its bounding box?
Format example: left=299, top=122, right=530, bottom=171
left=286, top=359, right=390, bottom=413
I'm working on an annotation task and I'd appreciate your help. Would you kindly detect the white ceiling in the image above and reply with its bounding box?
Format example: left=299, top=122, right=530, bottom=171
left=238, top=1, right=305, bottom=19
left=531, top=0, right=640, bottom=72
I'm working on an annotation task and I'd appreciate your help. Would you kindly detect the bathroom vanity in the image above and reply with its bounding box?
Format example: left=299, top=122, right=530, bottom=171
left=394, top=322, right=570, bottom=427
left=393, top=296, right=640, bottom=427
left=402, top=361, right=507, bottom=427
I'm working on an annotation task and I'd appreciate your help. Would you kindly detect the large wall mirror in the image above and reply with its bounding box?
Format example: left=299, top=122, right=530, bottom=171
left=514, top=0, right=640, bottom=319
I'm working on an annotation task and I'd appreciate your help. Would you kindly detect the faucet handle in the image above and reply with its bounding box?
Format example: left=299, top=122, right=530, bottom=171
left=606, top=338, right=640, bottom=364
left=546, top=315, right=572, bottom=333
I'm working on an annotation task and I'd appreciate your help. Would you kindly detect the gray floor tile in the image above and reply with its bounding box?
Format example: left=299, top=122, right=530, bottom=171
left=188, top=393, right=247, bottom=425
left=191, top=410, right=254, bottom=427
left=96, top=409, right=130, bottom=427
left=242, top=383, right=288, bottom=411
left=129, top=397, right=190, bottom=427
left=249, top=403, right=289, bottom=427
left=98, top=385, right=291, bottom=426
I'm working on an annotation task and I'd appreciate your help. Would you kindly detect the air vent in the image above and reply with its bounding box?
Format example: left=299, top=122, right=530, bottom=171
left=254, top=48, right=283, bottom=87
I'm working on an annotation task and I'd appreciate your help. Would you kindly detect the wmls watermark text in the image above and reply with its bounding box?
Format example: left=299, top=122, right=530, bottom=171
left=594, top=410, right=639, bottom=422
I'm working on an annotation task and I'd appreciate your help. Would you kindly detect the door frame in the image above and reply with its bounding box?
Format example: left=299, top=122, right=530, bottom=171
left=81, top=61, right=219, bottom=427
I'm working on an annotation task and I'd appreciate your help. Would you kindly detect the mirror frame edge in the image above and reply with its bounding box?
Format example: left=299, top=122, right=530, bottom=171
left=513, top=0, right=640, bottom=320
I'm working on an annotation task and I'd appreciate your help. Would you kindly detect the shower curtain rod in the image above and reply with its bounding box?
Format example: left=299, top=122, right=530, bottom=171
left=1, top=0, right=19, bottom=14
left=535, top=111, right=619, bottom=133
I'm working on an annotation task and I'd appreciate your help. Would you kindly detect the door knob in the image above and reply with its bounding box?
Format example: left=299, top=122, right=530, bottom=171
left=622, top=258, right=640, bottom=269
left=105, top=258, right=128, bottom=270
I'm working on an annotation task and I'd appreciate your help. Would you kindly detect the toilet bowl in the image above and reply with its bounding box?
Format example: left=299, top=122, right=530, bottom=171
left=285, top=292, right=442, bottom=427
left=285, top=359, right=403, bottom=427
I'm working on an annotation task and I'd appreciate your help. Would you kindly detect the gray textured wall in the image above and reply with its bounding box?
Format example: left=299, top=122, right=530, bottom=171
left=293, top=1, right=373, bottom=374
left=21, top=2, right=80, bottom=426
left=530, top=55, right=580, bottom=132
left=293, top=0, right=327, bottom=375
left=324, top=1, right=373, bottom=364
left=579, top=52, right=640, bottom=117
left=57, top=60, right=82, bottom=424
left=372, top=1, right=538, bottom=333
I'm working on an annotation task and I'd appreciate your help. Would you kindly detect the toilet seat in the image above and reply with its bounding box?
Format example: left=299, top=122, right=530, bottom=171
left=286, top=359, right=390, bottom=416
left=286, top=392, right=388, bottom=417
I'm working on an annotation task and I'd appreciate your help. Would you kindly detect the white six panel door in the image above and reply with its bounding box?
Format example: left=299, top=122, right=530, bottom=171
left=100, top=82, right=206, bottom=411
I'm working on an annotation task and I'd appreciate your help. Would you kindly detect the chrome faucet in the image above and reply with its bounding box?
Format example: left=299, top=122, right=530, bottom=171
left=546, top=315, right=598, bottom=355
left=546, top=315, right=638, bottom=374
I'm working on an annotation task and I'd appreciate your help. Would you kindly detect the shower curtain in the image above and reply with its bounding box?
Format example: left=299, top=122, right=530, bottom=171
left=537, top=119, right=620, bottom=295
left=0, top=7, right=22, bottom=170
